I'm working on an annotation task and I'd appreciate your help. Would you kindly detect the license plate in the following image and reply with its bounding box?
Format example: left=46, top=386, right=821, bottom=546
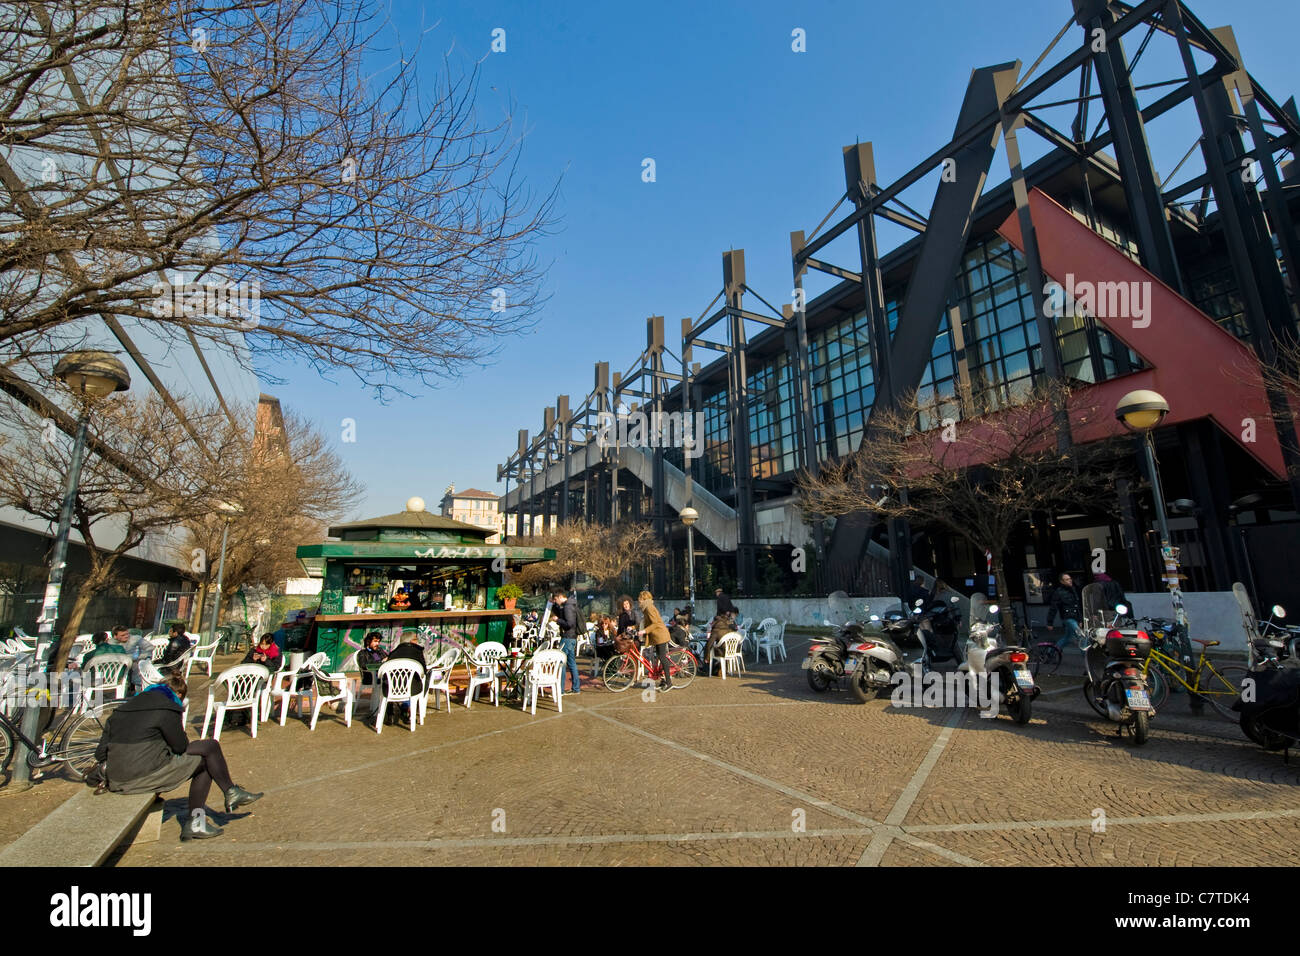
left=1013, top=668, right=1034, bottom=689
left=844, top=658, right=857, bottom=673
left=1125, top=688, right=1151, bottom=710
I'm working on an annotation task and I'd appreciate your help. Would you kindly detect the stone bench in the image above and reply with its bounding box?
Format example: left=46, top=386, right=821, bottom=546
left=0, top=789, right=163, bottom=867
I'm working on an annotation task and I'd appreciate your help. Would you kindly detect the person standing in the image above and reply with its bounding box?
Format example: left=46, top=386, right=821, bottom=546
left=551, top=590, right=582, bottom=695
left=637, top=591, right=675, bottom=692
left=1045, top=573, right=1084, bottom=652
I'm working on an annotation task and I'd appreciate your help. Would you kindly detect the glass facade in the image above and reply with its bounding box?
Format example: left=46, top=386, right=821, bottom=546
left=679, top=227, right=1146, bottom=499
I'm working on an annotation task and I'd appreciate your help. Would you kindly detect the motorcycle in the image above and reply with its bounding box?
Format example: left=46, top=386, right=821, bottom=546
left=1080, top=602, right=1155, bottom=745
left=1232, top=657, right=1300, bottom=754
left=960, top=602, right=1038, bottom=724
left=804, top=596, right=926, bottom=702
left=1251, top=604, right=1300, bottom=667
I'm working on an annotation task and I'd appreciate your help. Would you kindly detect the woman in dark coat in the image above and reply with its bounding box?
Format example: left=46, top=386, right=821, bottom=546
left=94, top=673, right=263, bottom=841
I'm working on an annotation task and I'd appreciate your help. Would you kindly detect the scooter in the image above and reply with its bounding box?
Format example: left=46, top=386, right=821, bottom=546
left=1233, top=659, right=1300, bottom=755
left=804, top=599, right=928, bottom=702
left=1081, top=603, right=1155, bottom=745
left=1252, top=604, right=1300, bottom=667
left=960, top=603, right=1039, bottom=724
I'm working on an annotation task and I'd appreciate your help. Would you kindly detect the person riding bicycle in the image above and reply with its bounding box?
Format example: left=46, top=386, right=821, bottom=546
left=637, top=591, right=675, bottom=692
left=1045, top=573, right=1084, bottom=651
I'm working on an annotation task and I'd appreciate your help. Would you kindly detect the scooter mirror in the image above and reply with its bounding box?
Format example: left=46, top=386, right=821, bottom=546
left=1115, top=603, right=1128, bottom=616
left=914, top=598, right=924, bottom=607
left=1273, top=604, right=1286, bottom=619
left=950, top=595, right=960, bottom=603
left=869, top=615, right=880, bottom=623
left=988, top=604, right=1000, bottom=615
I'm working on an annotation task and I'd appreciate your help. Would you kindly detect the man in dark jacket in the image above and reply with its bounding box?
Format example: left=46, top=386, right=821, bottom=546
left=715, top=589, right=739, bottom=617
left=1045, top=573, right=1083, bottom=651
left=551, top=591, right=581, bottom=695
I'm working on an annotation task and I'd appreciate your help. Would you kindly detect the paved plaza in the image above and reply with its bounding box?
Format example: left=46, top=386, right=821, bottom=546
left=4, top=639, right=1298, bottom=867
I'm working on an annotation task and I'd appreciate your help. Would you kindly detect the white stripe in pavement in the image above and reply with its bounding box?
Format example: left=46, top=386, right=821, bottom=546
left=128, top=827, right=879, bottom=856
left=856, top=708, right=966, bottom=867
left=587, top=709, right=884, bottom=829
left=905, top=806, right=1300, bottom=834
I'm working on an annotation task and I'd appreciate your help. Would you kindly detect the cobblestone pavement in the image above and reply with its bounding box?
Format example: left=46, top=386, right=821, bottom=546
left=9, top=645, right=1296, bottom=866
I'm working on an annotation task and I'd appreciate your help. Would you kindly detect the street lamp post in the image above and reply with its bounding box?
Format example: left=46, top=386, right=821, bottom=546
left=1115, top=389, right=1187, bottom=633
left=680, top=507, right=699, bottom=607
left=206, top=502, right=243, bottom=643
left=568, top=536, right=581, bottom=595
left=14, top=351, right=129, bottom=789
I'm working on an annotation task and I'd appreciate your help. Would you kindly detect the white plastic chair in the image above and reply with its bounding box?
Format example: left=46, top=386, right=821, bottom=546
left=187, top=634, right=219, bottom=678
left=711, top=634, right=744, bottom=679
left=148, top=637, right=171, bottom=662
left=425, top=647, right=460, bottom=714
left=464, top=641, right=507, bottom=709
left=138, top=659, right=191, bottom=725
left=511, top=624, right=528, bottom=646
left=201, top=664, right=270, bottom=740
left=270, top=651, right=329, bottom=726
left=753, top=618, right=787, bottom=664
left=373, top=659, right=427, bottom=734
left=80, top=657, right=131, bottom=709
left=259, top=654, right=293, bottom=721
left=307, top=665, right=353, bottom=730
left=523, top=649, right=566, bottom=715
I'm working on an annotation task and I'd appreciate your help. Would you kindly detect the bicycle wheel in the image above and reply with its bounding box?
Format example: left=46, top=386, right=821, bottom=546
left=667, top=649, right=696, bottom=688
left=0, top=721, right=13, bottom=780
left=56, top=698, right=122, bottom=781
left=1030, top=643, right=1060, bottom=678
left=1145, top=663, right=1170, bottom=711
left=602, top=654, right=638, bottom=693
left=1198, top=664, right=1248, bottom=720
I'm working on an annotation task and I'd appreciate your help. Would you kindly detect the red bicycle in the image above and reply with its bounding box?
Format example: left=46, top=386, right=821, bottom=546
left=602, top=639, right=697, bottom=692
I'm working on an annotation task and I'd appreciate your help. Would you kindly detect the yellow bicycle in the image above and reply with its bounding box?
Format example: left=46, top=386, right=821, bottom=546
left=1140, top=635, right=1247, bottom=719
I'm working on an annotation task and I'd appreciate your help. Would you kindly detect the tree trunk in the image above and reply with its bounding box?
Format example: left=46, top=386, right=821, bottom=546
left=992, top=563, right=1016, bottom=639
left=50, top=582, right=97, bottom=675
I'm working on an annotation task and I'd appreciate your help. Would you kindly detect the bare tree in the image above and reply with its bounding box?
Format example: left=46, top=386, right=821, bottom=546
left=179, top=408, right=362, bottom=615
left=798, top=381, right=1122, bottom=634
left=0, top=0, right=556, bottom=394
left=0, top=390, right=246, bottom=671
left=507, top=520, right=665, bottom=602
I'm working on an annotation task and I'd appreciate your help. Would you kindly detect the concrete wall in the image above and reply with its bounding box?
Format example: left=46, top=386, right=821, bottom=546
left=655, top=596, right=902, bottom=629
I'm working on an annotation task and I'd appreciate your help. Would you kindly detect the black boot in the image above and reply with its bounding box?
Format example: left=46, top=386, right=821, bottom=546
left=180, top=808, right=224, bottom=841
left=224, top=784, right=263, bottom=813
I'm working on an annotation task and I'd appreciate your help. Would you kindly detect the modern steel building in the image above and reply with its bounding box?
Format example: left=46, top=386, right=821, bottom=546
left=497, top=0, right=1300, bottom=612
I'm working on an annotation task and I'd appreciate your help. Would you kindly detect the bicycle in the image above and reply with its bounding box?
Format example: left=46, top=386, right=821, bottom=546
left=0, top=678, right=123, bottom=784
left=601, top=639, right=697, bottom=692
left=1139, top=632, right=1246, bottom=719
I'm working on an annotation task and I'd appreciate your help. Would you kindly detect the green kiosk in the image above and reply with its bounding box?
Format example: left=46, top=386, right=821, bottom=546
left=295, top=497, right=555, bottom=669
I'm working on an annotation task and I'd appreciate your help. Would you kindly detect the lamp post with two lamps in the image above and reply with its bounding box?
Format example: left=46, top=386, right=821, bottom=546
left=15, top=351, right=130, bottom=789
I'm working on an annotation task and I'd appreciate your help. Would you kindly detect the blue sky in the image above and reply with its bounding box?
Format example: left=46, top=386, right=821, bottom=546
left=264, top=0, right=1300, bottom=520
